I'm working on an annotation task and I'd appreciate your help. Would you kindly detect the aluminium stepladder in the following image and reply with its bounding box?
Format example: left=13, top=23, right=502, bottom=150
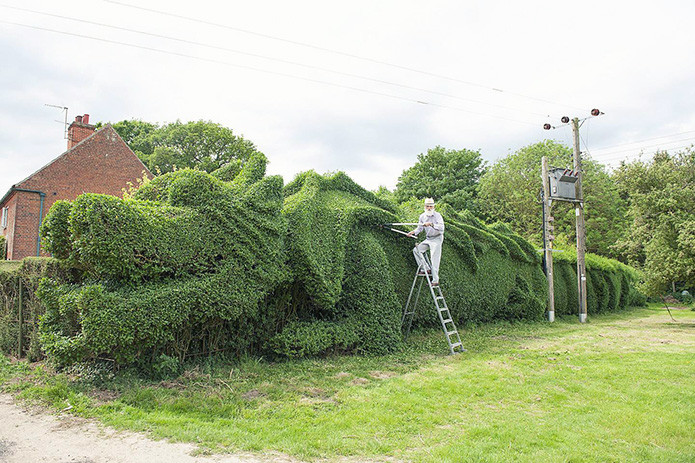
left=401, top=253, right=465, bottom=355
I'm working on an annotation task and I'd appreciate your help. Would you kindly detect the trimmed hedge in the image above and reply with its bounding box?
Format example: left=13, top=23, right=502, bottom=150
left=551, top=250, right=644, bottom=315
left=2, top=162, right=643, bottom=366
left=274, top=172, right=403, bottom=356
left=37, top=154, right=291, bottom=366
left=268, top=172, right=547, bottom=357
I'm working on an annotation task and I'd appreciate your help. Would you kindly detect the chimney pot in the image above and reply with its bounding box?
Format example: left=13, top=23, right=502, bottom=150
left=67, top=112, right=96, bottom=149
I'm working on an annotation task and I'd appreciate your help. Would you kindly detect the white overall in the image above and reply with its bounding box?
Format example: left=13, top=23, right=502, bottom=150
left=413, top=235, right=444, bottom=283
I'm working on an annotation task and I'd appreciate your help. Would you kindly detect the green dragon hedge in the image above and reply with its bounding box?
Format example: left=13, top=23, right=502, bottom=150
left=33, top=158, right=640, bottom=366
left=38, top=154, right=290, bottom=365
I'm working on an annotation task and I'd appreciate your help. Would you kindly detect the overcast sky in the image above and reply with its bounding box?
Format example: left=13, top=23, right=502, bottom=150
left=1, top=0, right=694, bottom=197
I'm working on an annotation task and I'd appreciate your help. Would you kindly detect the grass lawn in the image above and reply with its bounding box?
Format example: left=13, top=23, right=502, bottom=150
left=1, top=304, right=694, bottom=462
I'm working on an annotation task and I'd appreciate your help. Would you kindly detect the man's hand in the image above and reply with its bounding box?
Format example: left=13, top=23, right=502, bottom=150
left=424, top=222, right=433, bottom=227
left=406, top=231, right=415, bottom=237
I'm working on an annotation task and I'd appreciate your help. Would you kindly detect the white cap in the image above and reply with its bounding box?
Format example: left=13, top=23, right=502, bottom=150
left=424, top=197, right=435, bottom=206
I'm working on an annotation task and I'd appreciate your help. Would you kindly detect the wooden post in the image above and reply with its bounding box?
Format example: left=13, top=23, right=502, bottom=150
left=572, top=118, right=588, bottom=323
left=17, top=276, right=23, bottom=357
left=541, top=156, right=555, bottom=322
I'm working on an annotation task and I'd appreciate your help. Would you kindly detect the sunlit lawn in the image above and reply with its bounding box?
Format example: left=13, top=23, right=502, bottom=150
left=2, top=305, right=694, bottom=462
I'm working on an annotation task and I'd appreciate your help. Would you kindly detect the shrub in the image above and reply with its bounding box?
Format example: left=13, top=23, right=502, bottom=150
left=269, top=171, right=547, bottom=357
left=0, top=257, right=75, bottom=358
left=38, top=158, right=290, bottom=366
left=550, top=251, right=641, bottom=315
left=30, top=163, right=642, bottom=366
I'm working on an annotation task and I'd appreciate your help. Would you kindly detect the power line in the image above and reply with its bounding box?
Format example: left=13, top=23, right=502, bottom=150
left=0, top=4, right=550, bottom=119
left=590, top=130, right=695, bottom=152
left=101, top=0, right=586, bottom=112
left=591, top=136, right=695, bottom=159
left=594, top=143, right=695, bottom=164
left=0, top=19, right=540, bottom=126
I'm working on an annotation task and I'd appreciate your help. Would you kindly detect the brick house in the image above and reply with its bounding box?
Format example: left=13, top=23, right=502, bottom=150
left=1, top=114, right=152, bottom=260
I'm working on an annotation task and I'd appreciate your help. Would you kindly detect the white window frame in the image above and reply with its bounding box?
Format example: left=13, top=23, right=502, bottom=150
left=1, top=207, right=7, bottom=229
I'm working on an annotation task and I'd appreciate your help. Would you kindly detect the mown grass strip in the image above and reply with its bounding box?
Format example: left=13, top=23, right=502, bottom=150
left=1, top=305, right=694, bottom=462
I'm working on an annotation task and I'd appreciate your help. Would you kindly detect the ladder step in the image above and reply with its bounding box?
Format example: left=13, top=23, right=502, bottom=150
left=404, top=266, right=463, bottom=353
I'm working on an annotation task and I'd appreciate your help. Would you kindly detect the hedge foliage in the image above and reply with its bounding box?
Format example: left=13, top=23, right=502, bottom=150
left=2, top=160, right=643, bottom=366
left=37, top=153, right=291, bottom=365
left=273, top=171, right=403, bottom=356
left=0, top=258, right=74, bottom=360
left=551, top=250, right=644, bottom=315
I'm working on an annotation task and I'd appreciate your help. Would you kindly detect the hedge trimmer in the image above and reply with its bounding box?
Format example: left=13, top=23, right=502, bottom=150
left=378, top=223, right=419, bottom=238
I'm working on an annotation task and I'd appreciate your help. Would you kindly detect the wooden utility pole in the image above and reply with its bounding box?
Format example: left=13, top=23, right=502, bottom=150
left=541, top=156, right=555, bottom=322
left=572, top=118, right=588, bottom=323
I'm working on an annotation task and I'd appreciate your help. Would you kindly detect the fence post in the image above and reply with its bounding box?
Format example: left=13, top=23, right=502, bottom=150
left=17, top=276, right=23, bottom=358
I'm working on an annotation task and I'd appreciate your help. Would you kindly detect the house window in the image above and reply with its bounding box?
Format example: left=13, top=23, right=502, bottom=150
left=1, top=207, right=7, bottom=229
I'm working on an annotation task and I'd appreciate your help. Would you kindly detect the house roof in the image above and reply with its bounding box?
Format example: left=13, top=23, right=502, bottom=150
left=0, top=124, right=151, bottom=207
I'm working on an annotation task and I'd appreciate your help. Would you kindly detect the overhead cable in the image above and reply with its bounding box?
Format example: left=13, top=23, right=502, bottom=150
left=0, top=19, right=540, bottom=126
left=101, top=0, right=586, bottom=112
left=0, top=4, right=549, bottom=118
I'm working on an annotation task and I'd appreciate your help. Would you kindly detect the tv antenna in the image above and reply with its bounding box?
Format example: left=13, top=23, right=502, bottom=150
left=44, top=104, right=69, bottom=139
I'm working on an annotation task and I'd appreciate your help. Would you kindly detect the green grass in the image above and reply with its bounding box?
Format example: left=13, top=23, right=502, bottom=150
left=2, top=305, right=694, bottom=462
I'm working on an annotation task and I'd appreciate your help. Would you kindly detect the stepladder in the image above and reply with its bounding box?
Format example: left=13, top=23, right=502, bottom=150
left=401, top=253, right=465, bottom=355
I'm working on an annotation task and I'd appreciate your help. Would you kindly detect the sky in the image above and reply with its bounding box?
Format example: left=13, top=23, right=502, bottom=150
left=1, top=0, right=695, bottom=196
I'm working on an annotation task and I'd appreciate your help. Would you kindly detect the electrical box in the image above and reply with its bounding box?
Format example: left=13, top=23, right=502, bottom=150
left=548, top=167, right=579, bottom=200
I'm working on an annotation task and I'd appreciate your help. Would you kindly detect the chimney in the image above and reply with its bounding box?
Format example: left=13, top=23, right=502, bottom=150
left=67, top=113, right=96, bottom=149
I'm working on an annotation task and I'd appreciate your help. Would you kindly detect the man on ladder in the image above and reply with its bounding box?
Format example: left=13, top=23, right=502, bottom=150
left=406, top=198, right=444, bottom=286
left=400, top=198, right=463, bottom=354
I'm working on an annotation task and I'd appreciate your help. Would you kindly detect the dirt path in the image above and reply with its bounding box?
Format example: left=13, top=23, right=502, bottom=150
left=0, top=393, right=298, bottom=463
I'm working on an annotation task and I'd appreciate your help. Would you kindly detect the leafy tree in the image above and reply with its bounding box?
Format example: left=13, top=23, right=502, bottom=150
left=394, top=146, right=486, bottom=212
left=478, top=140, right=628, bottom=258
left=612, top=149, right=695, bottom=295
left=372, top=186, right=397, bottom=206
left=109, top=119, right=157, bottom=154
left=112, top=120, right=261, bottom=174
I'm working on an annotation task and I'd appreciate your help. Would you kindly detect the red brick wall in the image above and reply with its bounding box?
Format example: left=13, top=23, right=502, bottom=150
left=3, top=192, right=43, bottom=260
left=1, top=194, right=18, bottom=260
left=3, top=124, right=151, bottom=260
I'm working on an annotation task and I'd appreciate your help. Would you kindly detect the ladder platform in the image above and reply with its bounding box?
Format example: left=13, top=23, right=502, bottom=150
left=401, top=254, right=465, bottom=355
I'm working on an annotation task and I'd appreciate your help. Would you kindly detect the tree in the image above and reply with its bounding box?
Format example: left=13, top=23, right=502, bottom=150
left=612, top=149, right=695, bottom=294
left=112, top=120, right=261, bottom=174
left=394, top=146, right=486, bottom=212
left=478, top=140, right=628, bottom=258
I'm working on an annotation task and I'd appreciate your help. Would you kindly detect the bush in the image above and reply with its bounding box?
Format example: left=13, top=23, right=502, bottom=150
left=38, top=157, right=290, bottom=367
left=670, top=291, right=693, bottom=305
left=0, top=257, right=75, bottom=358
left=28, top=163, right=642, bottom=366
left=269, top=171, right=547, bottom=357
left=550, top=251, right=641, bottom=315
